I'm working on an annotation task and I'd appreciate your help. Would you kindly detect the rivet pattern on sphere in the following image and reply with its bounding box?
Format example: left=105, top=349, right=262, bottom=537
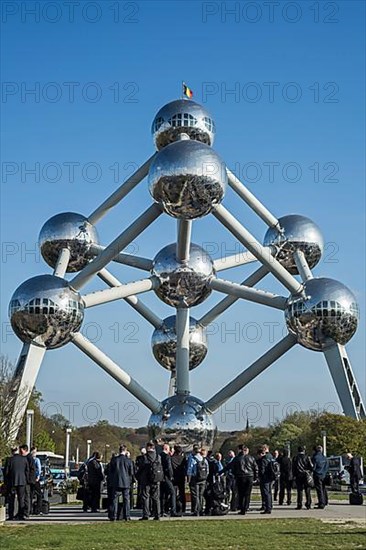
left=152, top=243, right=215, bottom=308
left=263, top=214, right=324, bottom=274
left=152, top=99, right=215, bottom=150
left=149, top=139, right=227, bottom=219
left=148, top=394, right=215, bottom=451
left=9, top=275, right=84, bottom=349
left=285, top=278, right=359, bottom=351
left=152, top=315, right=207, bottom=371
left=39, top=212, right=99, bottom=272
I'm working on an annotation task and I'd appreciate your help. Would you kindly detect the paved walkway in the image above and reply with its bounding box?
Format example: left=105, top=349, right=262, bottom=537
left=4, top=500, right=365, bottom=524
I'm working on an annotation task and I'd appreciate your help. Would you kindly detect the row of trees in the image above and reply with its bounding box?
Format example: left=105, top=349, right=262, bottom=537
left=1, top=355, right=365, bottom=463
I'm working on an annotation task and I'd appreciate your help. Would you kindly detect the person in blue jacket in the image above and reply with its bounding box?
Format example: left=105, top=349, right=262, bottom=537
left=312, top=445, right=329, bottom=509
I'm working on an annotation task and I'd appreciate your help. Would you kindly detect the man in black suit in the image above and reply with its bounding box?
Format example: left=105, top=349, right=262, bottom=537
left=278, top=449, right=293, bottom=506
left=346, top=453, right=363, bottom=494
left=292, top=446, right=313, bottom=510
left=171, top=445, right=187, bottom=514
left=160, top=443, right=179, bottom=517
left=19, top=444, right=36, bottom=518
left=108, top=445, right=133, bottom=521
left=4, top=447, right=29, bottom=520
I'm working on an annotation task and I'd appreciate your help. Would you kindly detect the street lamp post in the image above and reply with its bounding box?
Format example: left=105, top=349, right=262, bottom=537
left=65, top=428, right=72, bottom=475
left=25, top=409, right=34, bottom=449
left=76, top=445, right=80, bottom=465
left=104, top=443, right=110, bottom=463
left=87, top=439, right=92, bottom=459
left=286, top=440, right=291, bottom=457
left=321, top=430, right=327, bottom=456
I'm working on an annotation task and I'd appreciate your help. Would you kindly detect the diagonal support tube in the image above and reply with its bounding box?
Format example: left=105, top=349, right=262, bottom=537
left=53, top=248, right=70, bottom=278
left=71, top=332, right=161, bottom=413
left=226, top=168, right=281, bottom=230
left=214, top=250, right=258, bottom=272
left=175, top=307, right=190, bottom=395
left=205, top=334, right=297, bottom=413
left=176, top=219, right=192, bottom=262
left=213, top=204, right=302, bottom=295
left=82, top=277, right=158, bottom=308
left=88, top=154, right=156, bottom=224
left=324, top=344, right=366, bottom=420
left=98, top=269, right=162, bottom=328
left=6, top=343, right=46, bottom=442
left=71, top=203, right=162, bottom=291
left=210, top=278, right=287, bottom=310
left=90, top=244, right=153, bottom=271
left=293, top=250, right=313, bottom=282
left=199, top=265, right=269, bottom=327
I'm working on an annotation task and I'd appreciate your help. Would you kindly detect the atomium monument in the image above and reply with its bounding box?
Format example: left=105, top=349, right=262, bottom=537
left=5, top=98, right=365, bottom=450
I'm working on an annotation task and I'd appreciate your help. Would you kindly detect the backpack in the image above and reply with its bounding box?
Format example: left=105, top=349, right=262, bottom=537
left=149, top=455, right=164, bottom=484
left=267, top=459, right=280, bottom=482
left=195, top=458, right=208, bottom=482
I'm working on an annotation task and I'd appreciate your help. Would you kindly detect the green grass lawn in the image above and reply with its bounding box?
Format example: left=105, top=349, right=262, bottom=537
left=0, top=519, right=365, bottom=550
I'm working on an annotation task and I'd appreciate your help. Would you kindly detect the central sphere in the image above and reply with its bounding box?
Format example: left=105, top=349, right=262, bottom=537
left=148, top=395, right=216, bottom=452
left=263, top=214, right=324, bottom=274
left=152, top=315, right=208, bottom=371
left=285, top=277, right=359, bottom=351
left=151, top=243, right=215, bottom=307
left=39, top=212, right=99, bottom=273
left=152, top=99, right=216, bottom=150
left=9, top=275, right=84, bottom=349
left=149, top=139, right=227, bottom=219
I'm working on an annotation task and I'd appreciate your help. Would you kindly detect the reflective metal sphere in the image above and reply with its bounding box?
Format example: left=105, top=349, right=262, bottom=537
left=149, top=139, right=227, bottom=219
left=39, top=212, right=99, bottom=272
left=285, top=278, right=359, bottom=351
left=152, top=243, right=215, bottom=307
left=148, top=395, right=216, bottom=451
left=9, top=275, right=84, bottom=349
left=152, top=315, right=207, bottom=371
left=263, top=215, right=324, bottom=274
left=152, top=99, right=215, bottom=150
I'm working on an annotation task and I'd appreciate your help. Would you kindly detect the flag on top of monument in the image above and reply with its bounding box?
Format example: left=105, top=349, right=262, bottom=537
left=183, top=82, right=193, bottom=98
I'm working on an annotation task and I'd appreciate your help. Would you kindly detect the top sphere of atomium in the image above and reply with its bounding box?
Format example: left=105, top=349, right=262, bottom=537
left=151, top=243, right=215, bottom=308
left=148, top=394, right=215, bottom=451
left=263, top=214, right=324, bottom=275
left=152, top=99, right=216, bottom=150
left=285, top=277, right=359, bottom=351
left=39, top=212, right=99, bottom=272
left=9, top=274, right=84, bottom=349
left=149, top=139, right=227, bottom=219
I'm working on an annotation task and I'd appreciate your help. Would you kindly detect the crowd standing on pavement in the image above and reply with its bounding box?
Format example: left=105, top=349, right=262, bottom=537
left=3, top=440, right=363, bottom=521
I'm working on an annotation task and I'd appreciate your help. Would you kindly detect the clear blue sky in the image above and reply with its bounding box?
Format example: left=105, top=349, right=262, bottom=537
left=1, top=1, right=365, bottom=431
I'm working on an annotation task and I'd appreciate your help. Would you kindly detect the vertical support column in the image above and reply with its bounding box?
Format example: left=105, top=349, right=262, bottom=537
left=175, top=308, right=190, bottom=395
left=176, top=219, right=192, bottom=262
left=168, top=372, right=176, bottom=397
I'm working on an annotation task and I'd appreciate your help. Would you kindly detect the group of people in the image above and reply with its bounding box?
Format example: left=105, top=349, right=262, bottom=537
left=3, top=445, right=42, bottom=520
left=5, top=440, right=362, bottom=521
left=79, top=440, right=364, bottom=521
